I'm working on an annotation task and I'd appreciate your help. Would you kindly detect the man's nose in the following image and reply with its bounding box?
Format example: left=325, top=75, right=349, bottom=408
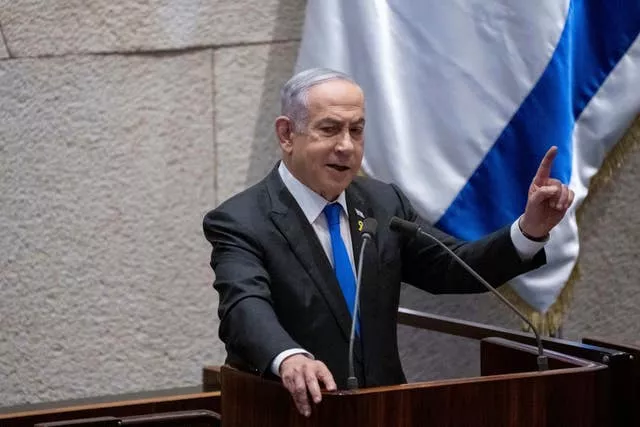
left=335, top=131, right=354, bottom=153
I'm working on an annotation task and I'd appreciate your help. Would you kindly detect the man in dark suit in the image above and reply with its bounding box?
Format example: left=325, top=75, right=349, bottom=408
left=203, top=68, right=574, bottom=417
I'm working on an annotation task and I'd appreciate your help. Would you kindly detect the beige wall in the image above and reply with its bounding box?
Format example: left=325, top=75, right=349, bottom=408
left=0, top=0, right=302, bottom=406
left=0, top=27, right=8, bottom=58
left=1, top=0, right=639, bottom=405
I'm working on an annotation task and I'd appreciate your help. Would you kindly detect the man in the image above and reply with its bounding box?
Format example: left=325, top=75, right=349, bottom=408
left=203, top=68, right=574, bottom=417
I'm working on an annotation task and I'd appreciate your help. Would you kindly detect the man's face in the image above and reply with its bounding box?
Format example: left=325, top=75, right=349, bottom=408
left=281, top=79, right=365, bottom=201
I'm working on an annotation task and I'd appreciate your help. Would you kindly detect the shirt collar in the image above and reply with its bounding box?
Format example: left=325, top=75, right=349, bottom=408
left=278, top=161, right=349, bottom=223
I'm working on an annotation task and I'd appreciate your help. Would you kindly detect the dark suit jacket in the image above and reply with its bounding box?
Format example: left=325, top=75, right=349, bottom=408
left=203, top=164, right=545, bottom=389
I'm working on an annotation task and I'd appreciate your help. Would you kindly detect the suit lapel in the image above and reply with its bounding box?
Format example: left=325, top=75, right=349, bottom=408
left=266, top=166, right=354, bottom=341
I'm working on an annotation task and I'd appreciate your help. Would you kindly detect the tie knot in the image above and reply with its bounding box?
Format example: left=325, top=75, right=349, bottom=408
left=323, top=203, right=342, bottom=227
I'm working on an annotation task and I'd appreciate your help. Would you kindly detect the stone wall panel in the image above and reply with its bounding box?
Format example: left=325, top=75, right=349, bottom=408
left=0, top=51, right=221, bottom=405
left=213, top=41, right=299, bottom=204
left=0, top=0, right=304, bottom=57
left=562, top=117, right=640, bottom=345
left=0, top=28, right=8, bottom=58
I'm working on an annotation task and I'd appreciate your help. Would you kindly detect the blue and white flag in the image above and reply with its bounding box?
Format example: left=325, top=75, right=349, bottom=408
left=296, top=0, right=640, bottom=313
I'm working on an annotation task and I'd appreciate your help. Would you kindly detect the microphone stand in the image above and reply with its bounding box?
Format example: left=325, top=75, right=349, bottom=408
left=414, top=226, right=549, bottom=372
left=347, top=235, right=371, bottom=390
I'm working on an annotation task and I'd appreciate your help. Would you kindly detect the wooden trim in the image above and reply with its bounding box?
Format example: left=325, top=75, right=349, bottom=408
left=397, top=307, right=628, bottom=362
left=0, top=392, right=220, bottom=420
left=0, top=389, right=220, bottom=427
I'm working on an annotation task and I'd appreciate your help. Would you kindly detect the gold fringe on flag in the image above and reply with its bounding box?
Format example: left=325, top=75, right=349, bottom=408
left=501, top=114, right=640, bottom=335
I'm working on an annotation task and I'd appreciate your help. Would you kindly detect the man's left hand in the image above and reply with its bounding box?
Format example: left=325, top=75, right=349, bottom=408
left=519, top=146, right=575, bottom=239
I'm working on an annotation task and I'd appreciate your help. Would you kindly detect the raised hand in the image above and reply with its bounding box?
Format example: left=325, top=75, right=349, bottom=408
left=519, top=146, right=575, bottom=239
left=279, top=354, right=337, bottom=417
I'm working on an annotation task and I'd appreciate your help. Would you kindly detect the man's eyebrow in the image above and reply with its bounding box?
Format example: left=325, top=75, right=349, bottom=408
left=315, top=117, right=365, bottom=126
left=316, top=118, right=342, bottom=125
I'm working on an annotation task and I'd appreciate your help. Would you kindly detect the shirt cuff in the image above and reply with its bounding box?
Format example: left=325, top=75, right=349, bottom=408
left=270, top=348, right=314, bottom=376
left=510, top=218, right=548, bottom=261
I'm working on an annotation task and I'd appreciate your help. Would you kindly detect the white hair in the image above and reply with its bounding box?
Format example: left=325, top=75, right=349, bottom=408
left=280, top=68, right=356, bottom=132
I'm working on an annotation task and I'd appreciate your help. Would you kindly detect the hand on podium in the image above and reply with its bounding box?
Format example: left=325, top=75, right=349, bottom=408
left=280, top=354, right=337, bottom=417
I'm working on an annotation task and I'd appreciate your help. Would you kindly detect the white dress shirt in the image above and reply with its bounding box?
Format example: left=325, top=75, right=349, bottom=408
left=270, top=161, right=546, bottom=375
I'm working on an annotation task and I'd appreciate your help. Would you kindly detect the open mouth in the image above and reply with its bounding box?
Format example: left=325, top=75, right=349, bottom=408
left=327, top=164, right=350, bottom=172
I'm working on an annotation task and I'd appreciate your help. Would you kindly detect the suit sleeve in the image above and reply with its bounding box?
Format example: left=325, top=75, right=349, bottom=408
left=203, top=208, right=301, bottom=375
left=390, top=184, right=546, bottom=294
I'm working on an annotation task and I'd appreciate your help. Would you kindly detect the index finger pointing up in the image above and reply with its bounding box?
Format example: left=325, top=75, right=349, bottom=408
left=533, top=146, right=558, bottom=186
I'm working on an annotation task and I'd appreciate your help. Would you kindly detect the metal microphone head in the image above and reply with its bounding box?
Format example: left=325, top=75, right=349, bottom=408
left=361, top=218, right=378, bottom=238
left=388, top=216, right=420, bottom=237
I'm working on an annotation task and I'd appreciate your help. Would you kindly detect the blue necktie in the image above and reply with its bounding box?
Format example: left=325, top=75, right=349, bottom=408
left=323, top=203, right=360, bottom=335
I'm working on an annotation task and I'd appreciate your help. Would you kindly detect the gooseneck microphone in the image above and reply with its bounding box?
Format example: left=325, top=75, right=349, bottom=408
left=347, top=218, right=378, bottom=390
left=388, top=216, right=549, bottom=372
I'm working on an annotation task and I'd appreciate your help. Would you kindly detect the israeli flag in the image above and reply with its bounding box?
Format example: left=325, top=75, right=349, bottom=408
left=296, top=0, right=640, bottom=313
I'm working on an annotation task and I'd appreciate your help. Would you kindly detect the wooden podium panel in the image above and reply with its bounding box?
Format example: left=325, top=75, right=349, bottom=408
left=398, top=307, right=635, bottom=426
left=582, top=337, right=640, bottom=426
left=221, top=338, right=609, bottom=427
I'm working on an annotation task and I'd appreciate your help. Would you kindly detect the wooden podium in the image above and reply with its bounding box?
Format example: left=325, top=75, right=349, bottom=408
left=4, top=308, right=635, bottom=427
left=220, top=337, right=609, bottom=427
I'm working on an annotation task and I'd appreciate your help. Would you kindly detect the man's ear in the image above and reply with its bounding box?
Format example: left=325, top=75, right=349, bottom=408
left=275, top=116, right=294, bottom=153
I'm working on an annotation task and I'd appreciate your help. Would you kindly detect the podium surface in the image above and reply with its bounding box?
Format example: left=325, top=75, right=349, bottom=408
left=221, top=338, right=609, bottom=427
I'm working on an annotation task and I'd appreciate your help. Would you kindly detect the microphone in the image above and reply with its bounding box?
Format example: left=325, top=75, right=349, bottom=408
left=347, top=218, right=378, bottom=390
left=388, top=216, right=549, bottom=372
